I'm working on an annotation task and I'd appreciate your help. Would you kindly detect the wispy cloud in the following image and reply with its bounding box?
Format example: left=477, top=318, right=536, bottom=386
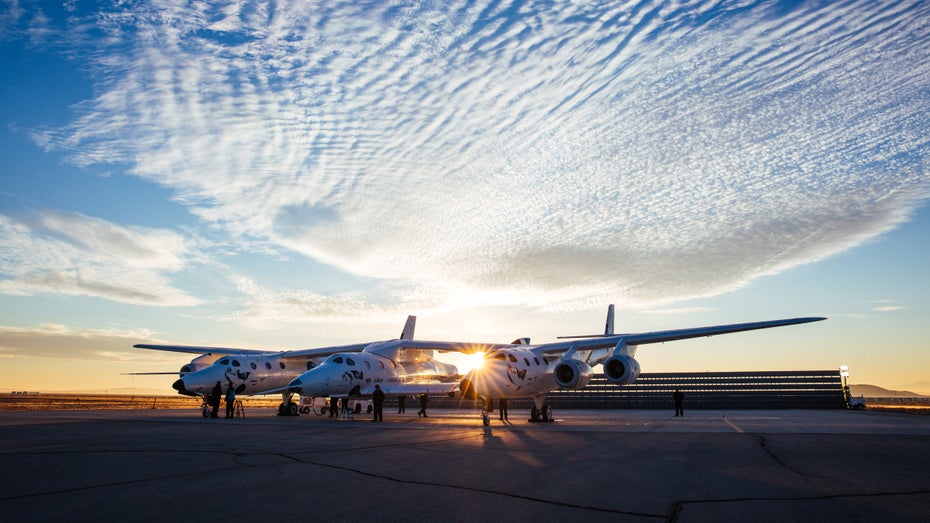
left=873, top=306, right=905, bottom=312
left=0, top=212, right=200, bottom=306
left=0, top=323, right=162, bottom=361
left=18, top=1, right=930, bottom=312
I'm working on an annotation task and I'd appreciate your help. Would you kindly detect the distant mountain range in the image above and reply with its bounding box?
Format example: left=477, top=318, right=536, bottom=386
left=849, top=384, right=926, bottom=398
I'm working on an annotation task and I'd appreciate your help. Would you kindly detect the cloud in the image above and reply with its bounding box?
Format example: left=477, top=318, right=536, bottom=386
left=0, top=323, right=163, bottom=361
left=25, top=1, right=930, bottom=311
left=873, top=306, right=904, bottom=312
left=0, top=212, right=201, bottom=306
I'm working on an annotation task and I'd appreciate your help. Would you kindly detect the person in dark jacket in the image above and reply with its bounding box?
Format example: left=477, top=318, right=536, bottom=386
left=498, top=398, right=509, bottom=421
left=372, top=385, right=385, bottom=422
left=673, top=389, right=684, bottom=417
left=210, top=381, right=222, bottom=418
left=224, top=383, right=236, bottom=418
left=329, top=396, right=338, bottom=417
left=397, top=394, right=406, bottom=413
left=417, top=393, right=429, bottom=418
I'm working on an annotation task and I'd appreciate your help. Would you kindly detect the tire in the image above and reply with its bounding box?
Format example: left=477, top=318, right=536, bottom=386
left=288, top=402, right=299, bottom=416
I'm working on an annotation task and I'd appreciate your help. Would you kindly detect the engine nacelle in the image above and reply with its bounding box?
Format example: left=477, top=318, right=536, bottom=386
left=602, top=355, right=641, bottom=385
left=554, top=359, right=595, bottom=390
left=180, top=354, right=223, bottom=375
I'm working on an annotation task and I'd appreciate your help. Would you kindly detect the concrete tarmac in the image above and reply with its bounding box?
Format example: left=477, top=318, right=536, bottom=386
left=1, top=408, right=929, bottom=522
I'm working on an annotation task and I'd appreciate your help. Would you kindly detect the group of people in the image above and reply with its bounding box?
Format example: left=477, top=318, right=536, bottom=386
left=207, top=385, right=686, bottom=421
left=207, top=381, right=237, bottom=419
left=370, top=386, right=430, bottom=422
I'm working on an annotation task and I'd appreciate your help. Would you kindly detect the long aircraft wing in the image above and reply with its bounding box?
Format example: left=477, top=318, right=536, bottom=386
left=133, top=344, right=272, bottom=356
left=134, top=342, right=376, bottom=358
left=371, top=316, right=826, bottom=356
left=538, top=316, right=827, bottom=355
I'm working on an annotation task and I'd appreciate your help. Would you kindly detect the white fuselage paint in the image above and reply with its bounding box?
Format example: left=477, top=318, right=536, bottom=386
left=175, top=354, right=324, bottom=396
left=288, top=352, right=459, bottom=397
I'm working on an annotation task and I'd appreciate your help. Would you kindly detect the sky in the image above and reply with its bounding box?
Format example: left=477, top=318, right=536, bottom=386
left=1, top=0, right=928, bottom=394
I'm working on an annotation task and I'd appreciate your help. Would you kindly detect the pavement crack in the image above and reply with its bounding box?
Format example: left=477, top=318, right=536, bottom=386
left=667, top=489, right=930, bottom=522
left=751, top=433, right=807, bottom=476
left=284, top=455, right=666, bottom=519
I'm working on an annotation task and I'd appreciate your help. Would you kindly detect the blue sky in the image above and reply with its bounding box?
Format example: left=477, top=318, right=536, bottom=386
left=1, top=0, right=928, bottom=394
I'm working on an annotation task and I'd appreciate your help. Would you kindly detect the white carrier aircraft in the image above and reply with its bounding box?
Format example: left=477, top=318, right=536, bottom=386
left=133, top=317, right=417, bottom=415
left=282, top=306, right=826, bottom=423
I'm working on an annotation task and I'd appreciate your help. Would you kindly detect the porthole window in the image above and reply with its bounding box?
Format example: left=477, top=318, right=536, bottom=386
left=279, top=362, right=285, bottom=369
left=378, top=361, right=384, bottom=369
left=534, top=357, right=540, bottom=365
left=524, top=358, right=530, bottom=366
left=250, top=362, right=257, bottom=370
left=364, top=361, right=370, bottom=369
left=265, top=362, right=271, bottom=369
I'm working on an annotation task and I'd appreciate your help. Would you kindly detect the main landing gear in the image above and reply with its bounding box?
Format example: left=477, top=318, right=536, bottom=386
left=277, top=393, right=299, bottom=416
left=529, top=397, right=553, bottom=423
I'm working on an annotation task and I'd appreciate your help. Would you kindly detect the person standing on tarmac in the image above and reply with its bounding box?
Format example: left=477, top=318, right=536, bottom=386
left=397, top=394, right=406, bottom=413
left=329, top=396, right=338, bottom=417
left=224, top=382, right=236, bottom=418
left=673, top=389, right=684, bottom=417
left=417, top=393, right=429, bottom=417
left=499, top=397, right=509, bottom=421
left=210, top=381, right=222, bottom=418
left=372, top=385, right=385, bottom=422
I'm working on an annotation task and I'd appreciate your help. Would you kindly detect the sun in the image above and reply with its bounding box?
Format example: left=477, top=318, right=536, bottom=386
left=456, top=351, right=487, bottom=375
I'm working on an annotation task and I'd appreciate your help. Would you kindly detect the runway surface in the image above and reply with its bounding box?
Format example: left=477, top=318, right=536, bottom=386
left=2, top=408, right=929, bottom=522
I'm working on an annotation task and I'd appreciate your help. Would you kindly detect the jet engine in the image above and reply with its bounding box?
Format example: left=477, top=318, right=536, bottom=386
left=602, top=355, right=641, bottom=385
left=179, top=354, right=223, bottom=375
left=554, top=359, right=594, bottom=389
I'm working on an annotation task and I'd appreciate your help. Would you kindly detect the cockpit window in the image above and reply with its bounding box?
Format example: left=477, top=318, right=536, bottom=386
left=494, top=353, right=506, bottom=361
left=219, top=358, right=229, bottom=365
left=307, top=361, right=316, bottom=370
left=332, top=356, right=343, bottom=364
left=508, top=354, right=517, bottom=363
left=232, top=360, right=240, bottom=367
left=346, top=358, right=356, bottom=366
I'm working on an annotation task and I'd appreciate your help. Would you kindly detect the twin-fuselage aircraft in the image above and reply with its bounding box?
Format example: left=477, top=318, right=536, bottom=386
left=138, top=306, right=825, bottom=422
left=284, top=305, right=825, bottom=422
left=134, top=317, right=420, bottom=415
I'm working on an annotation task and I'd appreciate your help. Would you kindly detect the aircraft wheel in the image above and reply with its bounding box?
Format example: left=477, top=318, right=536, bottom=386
left=530, top=405, right=539, bottom=421
left=288, top=402, right=299, bottom=416
left=542, top=404, right=552, bottom=421
left=300, top=406, right=311, bottom=414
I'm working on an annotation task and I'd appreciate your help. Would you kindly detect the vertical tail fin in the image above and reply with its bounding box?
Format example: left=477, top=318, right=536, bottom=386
left=604, top=304, right=615, bottom=336
left=556, top=304, right=617, bottom=339
left=400, top=315, right=416, bottom=340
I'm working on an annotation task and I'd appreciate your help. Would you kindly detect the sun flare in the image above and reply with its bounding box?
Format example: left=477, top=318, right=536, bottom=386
left=457, top=351, right=487, bottom=375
